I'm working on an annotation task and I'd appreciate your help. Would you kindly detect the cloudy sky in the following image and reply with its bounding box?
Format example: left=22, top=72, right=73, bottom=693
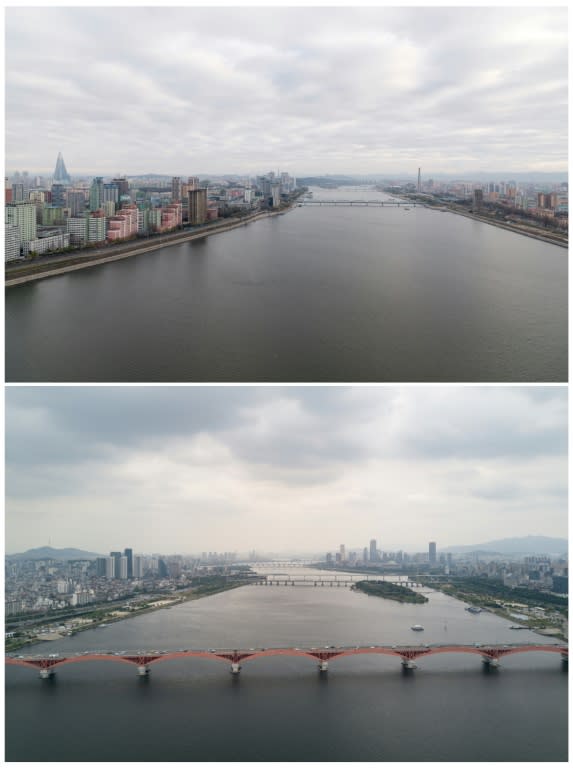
left=5, top=386, right=567, bottom=556
left=5, top=6, right=568, bottom=176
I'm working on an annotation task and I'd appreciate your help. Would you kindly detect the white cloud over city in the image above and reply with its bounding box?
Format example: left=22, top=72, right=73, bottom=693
left=5, top=6, right=568, bottom=175
left=5, top=386, right=567, bottom=555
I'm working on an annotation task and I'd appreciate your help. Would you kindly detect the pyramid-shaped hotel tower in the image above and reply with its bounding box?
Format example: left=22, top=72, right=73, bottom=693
left=53, top=151, right=71, bottom=184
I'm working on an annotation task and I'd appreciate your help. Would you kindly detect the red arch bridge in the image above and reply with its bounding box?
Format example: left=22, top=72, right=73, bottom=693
left=6, top=643, right=567, bottom=679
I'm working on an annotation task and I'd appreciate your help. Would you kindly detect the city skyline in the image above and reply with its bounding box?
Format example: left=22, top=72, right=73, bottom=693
left=6, top=386, right=567, bottom=554
left=6, top=6, right=568, bottom=175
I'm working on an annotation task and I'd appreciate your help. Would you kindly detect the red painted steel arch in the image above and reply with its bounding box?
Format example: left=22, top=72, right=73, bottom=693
left=6, top=645, right=567, bottom=673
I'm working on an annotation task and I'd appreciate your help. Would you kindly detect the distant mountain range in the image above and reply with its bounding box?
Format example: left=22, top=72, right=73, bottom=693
left=6, top=546, right=101, bottom=561
left=442, top=536, right=567, bottom=556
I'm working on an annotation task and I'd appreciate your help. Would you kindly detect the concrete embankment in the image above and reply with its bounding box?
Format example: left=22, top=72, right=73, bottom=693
left=5, top=209, right=290, bottom=288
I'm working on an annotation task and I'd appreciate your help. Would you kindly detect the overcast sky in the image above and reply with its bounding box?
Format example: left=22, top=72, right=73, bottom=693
left=5, top=6, right=568, bottom=176
left=5, top=386, right=567, bottom=556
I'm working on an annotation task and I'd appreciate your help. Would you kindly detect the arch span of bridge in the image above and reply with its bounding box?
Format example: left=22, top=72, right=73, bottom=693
left=6, top=644, right=567, bottom=678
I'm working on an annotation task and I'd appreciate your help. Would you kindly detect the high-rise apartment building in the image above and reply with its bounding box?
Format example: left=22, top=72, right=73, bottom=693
left=133, top=556, right=144, bottom=579
left=11, top=183, right=25, bottom=202
left=4, top=224, right=21, bottom=262
left=188, top=188, right=207, bottom=225
left=124, top=548, right=133, bottom=579
left=105, top=556, right=115, bottom=579
left=171, top=176, right=182, bottom=201
left=5, top=202, right=37, bottom=243
left=119, top=556, right=128, bottom=579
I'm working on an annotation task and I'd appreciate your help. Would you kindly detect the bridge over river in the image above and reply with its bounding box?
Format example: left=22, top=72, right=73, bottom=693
left=7, top=644, right=567, bottom=679
left=250, top=576, right=427, bottom=588
left=300, top=200, right=418, bottom=207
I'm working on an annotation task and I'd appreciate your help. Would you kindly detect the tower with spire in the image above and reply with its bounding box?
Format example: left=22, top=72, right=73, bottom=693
left=53, top=152, right=71, bottom=184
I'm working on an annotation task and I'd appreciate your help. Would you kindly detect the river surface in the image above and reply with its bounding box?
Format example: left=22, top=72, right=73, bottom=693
left=5, top=187, right=567, bottom=382
left=5, top=567, right=567, bottom=761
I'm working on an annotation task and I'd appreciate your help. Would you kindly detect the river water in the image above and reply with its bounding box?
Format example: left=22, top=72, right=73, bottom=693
left=5, top=567, right=567, bottom=761
left=5, top=187, right=567, bottom=382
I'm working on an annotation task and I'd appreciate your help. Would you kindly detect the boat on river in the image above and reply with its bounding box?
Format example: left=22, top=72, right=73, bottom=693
left=411, top=624, right=424, bottom=631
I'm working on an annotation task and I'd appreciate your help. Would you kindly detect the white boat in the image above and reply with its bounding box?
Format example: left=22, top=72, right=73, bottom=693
left=411, top=624, right=424, bottom=631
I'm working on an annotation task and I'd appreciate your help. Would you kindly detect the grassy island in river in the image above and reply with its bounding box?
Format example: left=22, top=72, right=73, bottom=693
left=353, top=580, right=428, bottom=604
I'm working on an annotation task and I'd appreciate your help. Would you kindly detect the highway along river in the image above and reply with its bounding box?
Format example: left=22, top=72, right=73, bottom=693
left=5, top=567, right=567, bottom=761
left=5, top=187, right=567, bottom=382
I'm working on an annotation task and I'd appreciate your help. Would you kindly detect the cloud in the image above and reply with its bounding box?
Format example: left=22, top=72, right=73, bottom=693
left=5, top=7, right=567, bottom=174
left=5, top=386, right=567, bottom=554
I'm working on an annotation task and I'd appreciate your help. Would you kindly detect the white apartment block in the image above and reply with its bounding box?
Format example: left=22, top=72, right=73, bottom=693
left=4, top=223, right=21, bottom=261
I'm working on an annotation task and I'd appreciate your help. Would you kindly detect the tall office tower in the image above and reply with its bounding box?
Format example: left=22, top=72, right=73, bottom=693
left=113, top=178, right=130, bottom=197
left=429, top=541, right=437, bottom=564
left=105, top=556, right=116, bottom=579
left=369, top=539, right=377, bottom=562
left=11, top=183, right=25, bottom=202
left=188, top=176, right=200, bottom=191
left=89, top=177, right=104, bottom=211
left=362, top=547, right=369, bottom=563
left=53, top=151, right=72, bottom=184
left=339, top=544, right=346, bottom=562
left=124, top=548, right=133, bottom=578
left=5, top=202, right=37, bottom=243
left=171, top=176, right=182, bottom=201
left=188, top=188, right=207, bottom=225
left=4, top=224, right=21, bottom=262
left=96, top=557, right=107, bottom=577
left=51, top=183, right=67, bottom=207
left=67, top=190, right=86, bottom=217
left=417, top=167, right=421, bottom=192
left=473, top=188, right=483, bottom=212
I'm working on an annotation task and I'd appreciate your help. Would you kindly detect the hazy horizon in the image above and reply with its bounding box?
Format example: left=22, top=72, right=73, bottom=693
left=6, top=6, right=567, bottom=175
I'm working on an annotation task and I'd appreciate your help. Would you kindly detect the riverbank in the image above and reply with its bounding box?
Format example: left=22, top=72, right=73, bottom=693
left=5, top=580, right=250, bottom=652
left=417, top=578, right=568, bottom=642
left=444, top=206, right=568, bottom=248
left=5, top=207, right=294, bottom=288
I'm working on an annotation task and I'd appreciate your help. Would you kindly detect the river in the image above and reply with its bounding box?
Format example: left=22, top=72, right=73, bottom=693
left=5, top=187, right=567, bottom=382
left=5, top=566, right=567, bottom=761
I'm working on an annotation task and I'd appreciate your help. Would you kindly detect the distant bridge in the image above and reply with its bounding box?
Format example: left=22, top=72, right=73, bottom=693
left=250, top=576, right=425, bottom=588
left=300, top=200, right=417, bottom=207
left=6, top=644, right=567, bottom=678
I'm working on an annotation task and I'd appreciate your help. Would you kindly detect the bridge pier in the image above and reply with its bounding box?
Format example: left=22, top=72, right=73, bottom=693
left=561, top=653, right=568, bottom=664
left=482, top=656, right=499, bottom=668
left=137, top=665, right=149, bottom=676
left=401, top=659, right=417, bottom=670
left=230, top=662, right=241, bottom=675
left=318, top=660, right=329, bottom=672
left=39, top=667, right=54, bottom=679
